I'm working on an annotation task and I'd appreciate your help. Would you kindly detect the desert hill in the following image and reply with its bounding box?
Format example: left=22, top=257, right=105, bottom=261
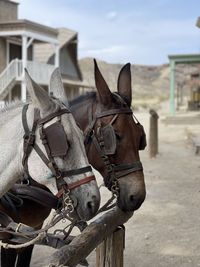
left=79, top=58, right=199, bottom=108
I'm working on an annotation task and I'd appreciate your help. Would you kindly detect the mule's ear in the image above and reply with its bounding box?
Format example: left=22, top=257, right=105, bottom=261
left=25, top=69, right=54, bottom=111
left=94, top=59, right=112, bottom=106
left=117, top=63, right=132, bottom=106
left=49, top=68, right=69, bottom=107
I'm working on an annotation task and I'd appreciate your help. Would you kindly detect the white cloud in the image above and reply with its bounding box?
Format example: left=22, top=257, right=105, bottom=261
left=106, top=11, right=118, bottom=21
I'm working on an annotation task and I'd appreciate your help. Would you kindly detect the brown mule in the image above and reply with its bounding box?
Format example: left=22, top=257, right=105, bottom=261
left=0, top=60, right=146, bottom=266
left=71, top=60, right=146, bottom=211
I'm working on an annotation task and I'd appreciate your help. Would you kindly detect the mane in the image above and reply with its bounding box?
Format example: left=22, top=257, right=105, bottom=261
left=69, top=91, right=129, bottom=110
left=69, top=91, right=96, bottom=108
left=0, top=99, right=26, bottom=114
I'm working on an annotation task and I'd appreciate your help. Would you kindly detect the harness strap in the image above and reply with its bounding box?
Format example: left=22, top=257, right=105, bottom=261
left=33, top=143, right=52, bottom=170
left=92, top=132, right=116, bottom=189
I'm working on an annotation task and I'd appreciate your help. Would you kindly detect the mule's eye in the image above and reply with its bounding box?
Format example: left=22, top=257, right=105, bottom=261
left=115, top=131, right=122, bottom=140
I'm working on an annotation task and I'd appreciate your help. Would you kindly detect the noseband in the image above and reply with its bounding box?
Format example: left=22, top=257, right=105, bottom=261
left=22, top=104, right=95, bottom=212
left=84, top=98, right=144, bottom=196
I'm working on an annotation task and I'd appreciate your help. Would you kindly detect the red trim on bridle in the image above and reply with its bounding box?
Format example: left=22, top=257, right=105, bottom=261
left=56, top=175, right=96, bottom=198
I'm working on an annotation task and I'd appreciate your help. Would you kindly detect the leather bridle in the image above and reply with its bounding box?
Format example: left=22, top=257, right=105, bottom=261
left=84, top=100, right=143, bottom=197
left=22, top=104, right=95, bottom=212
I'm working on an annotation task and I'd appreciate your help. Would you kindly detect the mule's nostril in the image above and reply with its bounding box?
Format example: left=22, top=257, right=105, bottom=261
left=130, top=195, right=135, bottom=202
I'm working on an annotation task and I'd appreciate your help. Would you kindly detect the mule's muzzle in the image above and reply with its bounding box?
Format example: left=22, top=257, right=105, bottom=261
left=117, top=174, right=146, bottom=212
left=117, top=190, right=146, bottom=212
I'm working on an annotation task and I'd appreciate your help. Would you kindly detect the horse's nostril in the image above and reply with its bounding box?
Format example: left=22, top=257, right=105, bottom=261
left=87, top=201, right=93, bottom=210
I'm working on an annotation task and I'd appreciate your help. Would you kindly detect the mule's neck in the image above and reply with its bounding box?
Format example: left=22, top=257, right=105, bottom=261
left=70, top=94, right=97, bottom=132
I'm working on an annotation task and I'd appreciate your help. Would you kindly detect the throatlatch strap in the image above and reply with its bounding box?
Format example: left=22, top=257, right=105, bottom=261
left=22, top=105, right=40, bottom=181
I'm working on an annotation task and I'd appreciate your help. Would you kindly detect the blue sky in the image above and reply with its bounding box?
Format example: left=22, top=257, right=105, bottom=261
left=18, top=0, right=200, bottom=65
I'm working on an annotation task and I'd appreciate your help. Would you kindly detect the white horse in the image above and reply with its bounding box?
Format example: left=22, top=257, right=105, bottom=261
left=0, top=69, right=100, bottom=221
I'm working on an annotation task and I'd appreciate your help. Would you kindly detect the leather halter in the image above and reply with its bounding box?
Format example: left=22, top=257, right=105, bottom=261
left=84, top=99, right=143, bottom=196
left=22, top=104, right=95, bottom=207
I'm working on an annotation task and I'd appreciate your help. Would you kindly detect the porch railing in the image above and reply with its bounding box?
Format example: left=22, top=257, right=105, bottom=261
left=0, top=59, right=56, bottom=99
left=0, top=59, right=20, bottom=98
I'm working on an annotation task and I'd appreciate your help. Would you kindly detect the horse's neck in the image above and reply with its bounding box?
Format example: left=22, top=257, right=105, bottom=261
left=0, top=107, right=25, bottom=197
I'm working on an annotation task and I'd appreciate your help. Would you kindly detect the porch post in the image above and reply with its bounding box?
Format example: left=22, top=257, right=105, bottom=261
left=55, top=44, right=59, bottom=67
left=6, top=40, right=9, bottom=66
left=169, top=59, right=175, bottom=115
left=21, top=35, right=27, bottom=102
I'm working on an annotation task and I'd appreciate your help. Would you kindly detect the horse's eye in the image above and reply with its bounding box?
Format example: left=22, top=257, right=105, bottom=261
left=66, top=139, right=70, bottom=150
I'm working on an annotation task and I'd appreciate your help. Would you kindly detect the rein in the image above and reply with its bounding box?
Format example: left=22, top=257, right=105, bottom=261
left=21, top=104, right=95, bottom=213
left=84, top=102, right=143, bottom=196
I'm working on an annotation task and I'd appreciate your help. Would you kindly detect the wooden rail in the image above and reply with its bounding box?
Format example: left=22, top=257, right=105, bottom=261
left=48, top=207, right=133, bottom=267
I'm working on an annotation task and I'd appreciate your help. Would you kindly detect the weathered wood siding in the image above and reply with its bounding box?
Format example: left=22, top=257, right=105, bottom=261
left=0, top=0, right=18, bottom=22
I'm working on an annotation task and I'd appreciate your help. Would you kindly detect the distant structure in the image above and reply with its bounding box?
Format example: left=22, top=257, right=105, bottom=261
left=0, top=0, right=92, bottom=106
left=168, top=17, right=200, bottom=114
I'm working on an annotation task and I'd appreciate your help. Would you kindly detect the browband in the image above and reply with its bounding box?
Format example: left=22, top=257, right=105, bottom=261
left=38, top=108, right=71, bottom=125
left=96, top=108, right=132, bottom=118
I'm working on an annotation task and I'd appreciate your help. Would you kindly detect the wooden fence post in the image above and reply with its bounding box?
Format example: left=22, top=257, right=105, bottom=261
left=96, top=226, right=125, bottom=267
left=149, top=109, right=159, bottom=158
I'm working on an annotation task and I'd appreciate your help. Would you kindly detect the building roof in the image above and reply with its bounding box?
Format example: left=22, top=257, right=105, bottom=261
left=168, top=54, right=200, bottom=64
left=0, top=0, right=19, bottom=5
left=0, top=19, right=58, bottom=38
left=34, top=28, right=77, bottom=63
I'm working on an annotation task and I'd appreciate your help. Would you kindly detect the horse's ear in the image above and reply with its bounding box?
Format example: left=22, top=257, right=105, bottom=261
left=94, top=59, right=112, bottom=106
left=49, top=68, right=69, bottom=107
left=117, top=63, right=132, bottom=107
left=25, top=69, right=54, bottom=111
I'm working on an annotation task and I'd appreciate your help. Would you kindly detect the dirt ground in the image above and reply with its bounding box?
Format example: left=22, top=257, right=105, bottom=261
left=30, top=107, right=200, bottom=267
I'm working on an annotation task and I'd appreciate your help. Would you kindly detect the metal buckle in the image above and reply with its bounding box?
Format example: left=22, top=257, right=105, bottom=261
left=111, top=179, right=120, bottom=197
left=24, top=132, right=35, bottom=145
left=63, top=189, right=74, bottom=214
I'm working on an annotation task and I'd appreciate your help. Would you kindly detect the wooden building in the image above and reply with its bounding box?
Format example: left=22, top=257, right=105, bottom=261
left=0, top=0, right=92, bottom=105
left=188, top=72, right=200, bottom=110
left=168, top=17, right=200, bottom=114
